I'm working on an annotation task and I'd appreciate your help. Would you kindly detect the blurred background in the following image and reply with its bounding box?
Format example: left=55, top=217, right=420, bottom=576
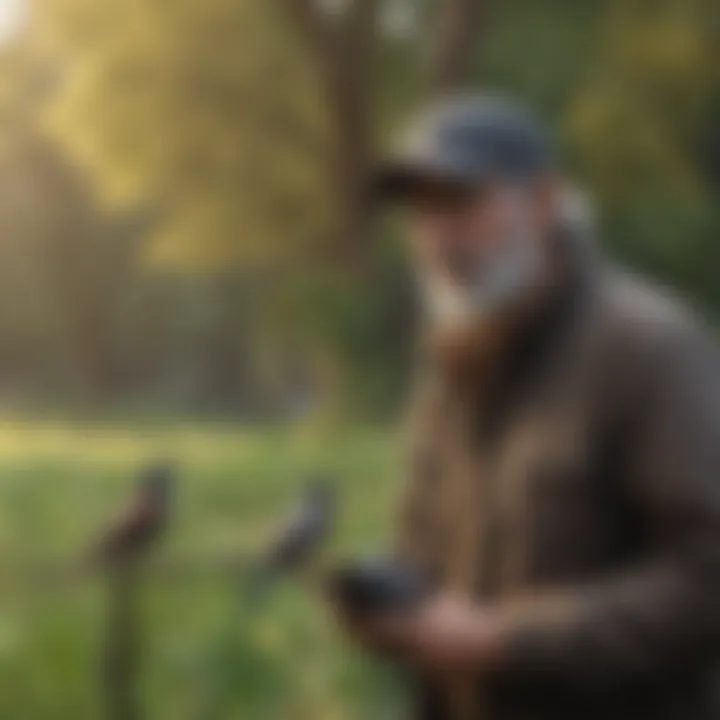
left=0, top=0, right=716, bottom=717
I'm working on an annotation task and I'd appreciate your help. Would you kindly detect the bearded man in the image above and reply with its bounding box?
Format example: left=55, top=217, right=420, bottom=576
left=333, top=94, right=720, bottom=720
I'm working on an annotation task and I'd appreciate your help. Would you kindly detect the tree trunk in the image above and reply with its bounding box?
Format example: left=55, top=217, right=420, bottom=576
left=329, top=84, right=373, bottom=270
left=432, top=0, right=485, bottom=94
left=281, top=0, right=378, bottom=272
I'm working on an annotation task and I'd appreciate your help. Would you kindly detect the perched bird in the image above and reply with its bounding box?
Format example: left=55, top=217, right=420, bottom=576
left=91, top=462, right=175, bottom=569
left=245, top=477, right=336, bottom=600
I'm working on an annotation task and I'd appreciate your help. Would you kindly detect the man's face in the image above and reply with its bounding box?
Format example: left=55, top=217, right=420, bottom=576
left=403, top=178, right=554, bottom=330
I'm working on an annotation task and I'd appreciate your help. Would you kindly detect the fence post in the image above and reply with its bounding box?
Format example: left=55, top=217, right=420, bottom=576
left=95, top=463, right=174, bottom=720
left=102, top=561, right=143, bottom=720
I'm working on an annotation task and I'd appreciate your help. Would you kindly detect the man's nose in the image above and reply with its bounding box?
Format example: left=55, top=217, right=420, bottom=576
left=438, top=242, right=477, bottom=283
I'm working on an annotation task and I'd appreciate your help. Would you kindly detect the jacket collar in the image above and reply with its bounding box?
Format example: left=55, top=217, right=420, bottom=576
left=429, top=218, right=600, bottom=439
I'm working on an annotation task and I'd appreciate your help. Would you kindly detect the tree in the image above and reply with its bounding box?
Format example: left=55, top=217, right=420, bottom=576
left=36, top=0, right=487, bottom=413
left=565, top=0, right=720, bottom=311
left=42, top=0, right=486, bottom=275
left=42, top=0, right=331, bottom=271
left=280, top=0, right=485, bottom=268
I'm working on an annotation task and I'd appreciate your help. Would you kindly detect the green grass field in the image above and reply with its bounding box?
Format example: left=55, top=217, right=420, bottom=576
left=0, top=419, right=409, bottom=719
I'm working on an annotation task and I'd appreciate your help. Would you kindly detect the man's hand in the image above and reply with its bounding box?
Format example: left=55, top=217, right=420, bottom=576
left=333, top=593, right=503, bottom=676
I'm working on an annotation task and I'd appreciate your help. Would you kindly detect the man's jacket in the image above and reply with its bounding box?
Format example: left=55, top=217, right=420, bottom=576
left=396, top=228, right=720, bottom=719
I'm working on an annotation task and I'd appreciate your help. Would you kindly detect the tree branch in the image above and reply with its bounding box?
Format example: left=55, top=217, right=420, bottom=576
left=332, top=0, right=379, bottom=128
left=278, top=0, right=342, bottom=98
left=279, top=0, right=379, bottom=119
left=278, top=0, right=381, bottom=270
left=342, top=0, right=379, bottom=81
left=432, top=0, right=485, bottom=94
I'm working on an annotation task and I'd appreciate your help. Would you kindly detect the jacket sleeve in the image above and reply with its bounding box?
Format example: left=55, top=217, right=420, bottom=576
left=494, top=327, right=720, bottom=694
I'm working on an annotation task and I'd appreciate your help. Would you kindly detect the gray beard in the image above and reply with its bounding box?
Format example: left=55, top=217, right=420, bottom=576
left=419, top=231, right=544, bottom=332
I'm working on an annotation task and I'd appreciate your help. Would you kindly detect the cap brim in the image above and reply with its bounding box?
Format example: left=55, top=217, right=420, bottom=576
left=369, top=158, right=482, bottom=204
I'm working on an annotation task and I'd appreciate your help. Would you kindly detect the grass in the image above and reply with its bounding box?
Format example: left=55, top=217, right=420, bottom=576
left=0, top=418, right=410, bottom=719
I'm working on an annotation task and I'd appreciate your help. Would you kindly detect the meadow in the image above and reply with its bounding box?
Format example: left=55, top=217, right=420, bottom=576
left=0, top=419, right=408, bottom=719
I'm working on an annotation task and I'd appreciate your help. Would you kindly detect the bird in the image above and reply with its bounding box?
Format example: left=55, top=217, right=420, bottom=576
left=244, top=476, right=337, bottom=601
left=91, top=462, right=175, bottom=569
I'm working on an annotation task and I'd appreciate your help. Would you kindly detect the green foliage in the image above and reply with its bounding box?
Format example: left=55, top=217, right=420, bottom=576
left=44, top=0, right=332, bottom=268
left=283, top=235, right=415, bottom=418
left=476, top=0, right=720, bottom=315
left=562, top=0, right=719, bottom=310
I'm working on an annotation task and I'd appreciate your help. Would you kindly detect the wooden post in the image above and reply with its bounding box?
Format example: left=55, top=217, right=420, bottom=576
left=95, top=462, right=174, bottom=720
left=102, top=562, right=143, bottom=720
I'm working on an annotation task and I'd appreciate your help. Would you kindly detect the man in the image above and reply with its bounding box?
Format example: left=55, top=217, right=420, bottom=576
left=333, top=93, right=720, bottom=719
